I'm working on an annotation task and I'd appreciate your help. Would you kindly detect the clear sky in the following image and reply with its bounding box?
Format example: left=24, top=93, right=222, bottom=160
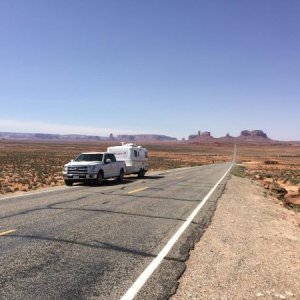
left=0, top=0, right=299, bottom=140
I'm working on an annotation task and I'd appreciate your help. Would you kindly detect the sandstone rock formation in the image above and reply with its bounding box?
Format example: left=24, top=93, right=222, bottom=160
left=188, top=131, right=213, bottom=140
left=188, top=129, right=271, bottom=143
left=284, top=193, right=300, bottom=211
left=240, top=130, right=268, bottom=138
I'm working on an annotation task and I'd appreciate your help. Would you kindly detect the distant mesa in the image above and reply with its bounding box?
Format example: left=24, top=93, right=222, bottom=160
left=235, top=130, right=270, bottom=143
left=240, top=130, right=268, bottom=139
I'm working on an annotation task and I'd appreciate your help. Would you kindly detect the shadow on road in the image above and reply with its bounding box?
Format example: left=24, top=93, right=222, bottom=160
left=71, top=175, right=165, bottom=187
left=3, top=234, right=185, bottom=263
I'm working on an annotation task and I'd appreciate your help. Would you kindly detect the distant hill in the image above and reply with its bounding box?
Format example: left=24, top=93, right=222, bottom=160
left=0, top=132, right=105, bottom=141
left=117, top=134, right=177, bottom=142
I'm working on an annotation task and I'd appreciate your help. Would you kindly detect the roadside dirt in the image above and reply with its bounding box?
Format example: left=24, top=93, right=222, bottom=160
left=172, top=175, right=300, bottom=300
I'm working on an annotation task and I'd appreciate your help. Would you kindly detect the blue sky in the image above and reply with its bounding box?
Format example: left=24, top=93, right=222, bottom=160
left=0, top=0, right=299, bottom=140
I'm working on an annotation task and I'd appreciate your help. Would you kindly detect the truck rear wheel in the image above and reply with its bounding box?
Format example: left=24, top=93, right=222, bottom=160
left=138, top=168, right=145, bottom=178
left=118, top=169, right=124, bottom=182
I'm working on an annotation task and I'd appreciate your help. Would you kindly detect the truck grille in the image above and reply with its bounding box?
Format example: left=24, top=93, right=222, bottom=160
left=67, top=166, right=88, bottom=175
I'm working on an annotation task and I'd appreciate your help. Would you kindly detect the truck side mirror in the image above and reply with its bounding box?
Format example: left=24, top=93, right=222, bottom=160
left=105, top=158, right=111, bottom=164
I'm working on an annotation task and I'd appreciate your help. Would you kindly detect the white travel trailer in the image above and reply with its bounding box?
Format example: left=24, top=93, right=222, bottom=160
left=107, top=143, right=148, bottom=177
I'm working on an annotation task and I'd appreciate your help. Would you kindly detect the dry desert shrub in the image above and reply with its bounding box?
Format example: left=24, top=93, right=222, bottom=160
left=238, top=144, right=300, bottom=210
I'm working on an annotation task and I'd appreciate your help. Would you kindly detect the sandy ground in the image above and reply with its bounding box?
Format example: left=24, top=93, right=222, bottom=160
left=172, top=176, right=300, bottom=300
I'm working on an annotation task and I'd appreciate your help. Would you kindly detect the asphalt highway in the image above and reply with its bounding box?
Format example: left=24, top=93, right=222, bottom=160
left=0, top=162, right=231, bottom=300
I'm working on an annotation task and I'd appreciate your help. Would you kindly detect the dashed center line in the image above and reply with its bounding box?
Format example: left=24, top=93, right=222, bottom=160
left=0, top=229, right=17, bottom=236
left=128, top=187, right=149, bottom=194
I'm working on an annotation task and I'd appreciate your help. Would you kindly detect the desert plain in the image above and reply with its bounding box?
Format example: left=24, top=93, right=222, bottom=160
left=0, top=140, right=299, bottom=210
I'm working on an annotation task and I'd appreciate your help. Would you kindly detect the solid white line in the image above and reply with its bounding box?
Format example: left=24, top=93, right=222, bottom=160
left=121, top=164, right=233, bottom=300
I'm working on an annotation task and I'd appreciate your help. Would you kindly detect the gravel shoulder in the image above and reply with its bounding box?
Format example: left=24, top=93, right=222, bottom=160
left=172, top=175, right=300, bottom=300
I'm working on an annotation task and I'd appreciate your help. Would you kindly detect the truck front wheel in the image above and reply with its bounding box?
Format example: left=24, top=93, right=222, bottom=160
left=64, top=180, right=73, bottom=186
left=96, top=171, right=104, bottom=186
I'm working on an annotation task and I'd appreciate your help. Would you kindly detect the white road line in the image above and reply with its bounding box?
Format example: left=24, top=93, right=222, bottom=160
left=121, top=163, right=233, bottom=300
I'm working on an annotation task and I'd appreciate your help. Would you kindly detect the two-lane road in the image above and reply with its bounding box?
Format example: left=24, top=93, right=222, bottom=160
left=0, top=162, right=231, bottom=300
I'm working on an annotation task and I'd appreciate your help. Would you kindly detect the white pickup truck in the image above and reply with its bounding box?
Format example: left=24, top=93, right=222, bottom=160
left=63, top=152, right=126, bottom=186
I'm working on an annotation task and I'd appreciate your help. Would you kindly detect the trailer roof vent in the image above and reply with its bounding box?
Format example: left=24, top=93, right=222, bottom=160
left=125, top=143, right=138, bottom=147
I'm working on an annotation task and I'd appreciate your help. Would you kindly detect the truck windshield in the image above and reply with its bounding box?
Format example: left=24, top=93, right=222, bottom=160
left=74, top=154, right=103, bottom=162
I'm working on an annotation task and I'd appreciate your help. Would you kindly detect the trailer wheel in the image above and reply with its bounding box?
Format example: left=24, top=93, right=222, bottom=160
left=96, top=171, right=104, bottom=186
left=64, top=180, right=73, bottom=186
left=138, top=168, right=145, bottom=178
left=118, top=169, right=124, bottom=182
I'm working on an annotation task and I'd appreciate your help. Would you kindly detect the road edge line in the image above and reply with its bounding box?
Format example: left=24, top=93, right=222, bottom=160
left=121, top=163, right=233, bottom=300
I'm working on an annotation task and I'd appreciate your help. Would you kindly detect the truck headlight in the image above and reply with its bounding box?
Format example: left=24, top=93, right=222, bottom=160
left=63, top=165, right=68, bottom=172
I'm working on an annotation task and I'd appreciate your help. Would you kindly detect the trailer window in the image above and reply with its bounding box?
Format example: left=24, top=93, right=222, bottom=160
left=145, top=151, right=148, bottom=158
left=134, top=150, right=138, bottom=157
